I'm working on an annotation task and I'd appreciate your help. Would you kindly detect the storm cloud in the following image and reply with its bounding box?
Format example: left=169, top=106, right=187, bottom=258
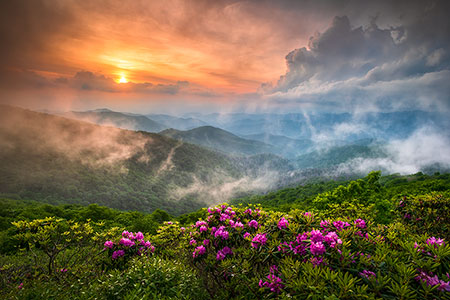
left=264, top=0, right=450, bottom=112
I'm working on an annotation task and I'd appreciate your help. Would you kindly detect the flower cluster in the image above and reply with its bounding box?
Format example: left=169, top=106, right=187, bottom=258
left=188, top=205, right=266, bottom=263
left=277, top=217, right=289, bottom=230
left=259, top=265, right=284, bottom=294
left=333, top=220, right=351, bottom=231
left=426, top=237, right=445, bottom=248
left=251, top=233, right=267, bottom=249
left=216, top=246, right=232, bottom=260
left=354, top=219, right=367, bottom=229
left=359, top=270, right=376, bottom=280
left=104, top=231, right=155, bottom=262
left=415, top=270, right=450, bottom=292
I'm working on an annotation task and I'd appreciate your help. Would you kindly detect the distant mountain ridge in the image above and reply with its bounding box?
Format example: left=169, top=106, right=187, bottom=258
left=63, top=110, right=166, bottom=132
left=159, top=126, right=276, bottom=156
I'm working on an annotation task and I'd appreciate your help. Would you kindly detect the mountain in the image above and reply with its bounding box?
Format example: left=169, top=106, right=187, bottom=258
left=62, top=110, right=166, bottom=132
left=2, top=106, right=290, bottom=215
left=147, top=114, right=209, bottom=130
left=294, top=144, right=387, bottom=169
left=159, top=126, right=276, bottom=156
left=184, top=111, right=449, bottom=141
left=242, top=133, right=314, bottom=158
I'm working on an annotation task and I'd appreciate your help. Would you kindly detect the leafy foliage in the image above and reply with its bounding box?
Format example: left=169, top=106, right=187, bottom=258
left=1, top=172, right=449, bottom=299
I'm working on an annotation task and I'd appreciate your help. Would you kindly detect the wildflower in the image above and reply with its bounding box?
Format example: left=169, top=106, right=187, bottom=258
left=195, top=221, right=208, bottom=228
left=415, top=270, right=450, bottom=291
left=310, top=230, right=324, bottom=243
left=354, top=219, right=366, bottom=229
left=60, top=268, right=68, bottom=273
left=216, top=250, right=226, bottom=260
left=112, top=250, right=125, bottom=260
left=104, top=240, right=114, bottom=249
left=220, top=213, right=231, bottom=221
left=277, top=217, right=289, bottom=230
left=324, top=231, right=342, bottom=248
left=248, top=220, right=259, bottom=229
left=193, top=245, right=206, bottom=258
left=251, top=233, right=267, bottom=248
left=426, top=237, right=445, bottom=248
left=18, top=283, right=23, bottom=289
left=360, top=270, right=376, bottom=280
left=214, top=226, right=229, bottom=240
left=310, top=241, right=326, bottom=255
left=310, top=257, right=324, bottom=267
left=297, top=232, right=309, bottom=243
left=333, top=220, right=350, bottom=231
left=259, top=271, right=284, bottom=294
left=135, top=232, right=144, bottom=241
left=320, top=220, right=330, bottom=228
left=234, top=221, right=244, bottom=229
left=119, top=238, right=135, bottom=247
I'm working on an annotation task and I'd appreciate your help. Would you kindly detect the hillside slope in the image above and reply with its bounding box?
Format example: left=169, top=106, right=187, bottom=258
left=0, top=106, right=253, bottom=214
left=160, top=126, right=276, bottom=156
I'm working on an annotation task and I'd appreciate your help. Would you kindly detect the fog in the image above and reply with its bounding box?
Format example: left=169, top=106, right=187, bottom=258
left=336, top=127, right=450, bottom=175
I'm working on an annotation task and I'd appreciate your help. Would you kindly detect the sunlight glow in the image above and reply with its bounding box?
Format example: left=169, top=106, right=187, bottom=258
left=118, top=76, right=128, bottom=83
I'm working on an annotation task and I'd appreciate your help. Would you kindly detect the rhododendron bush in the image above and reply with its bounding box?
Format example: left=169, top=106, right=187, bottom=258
left=2, top=191, right=449, bottom=299
left=151, top=204, right=450, bottom=299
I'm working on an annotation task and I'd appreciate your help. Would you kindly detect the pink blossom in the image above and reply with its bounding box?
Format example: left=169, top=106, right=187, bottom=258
left=112, top=250, right=125, bottom=260
left=310, top=242, right=326, bottom=255
left=277, top=217, right=289, bottom=230
left=248, top=220, right=259, bottom=229
left=104, top=240, right=114, bottom=249
left=251, top=233, right=267, bottom=248
left=354, top=219, right=367, bottom=229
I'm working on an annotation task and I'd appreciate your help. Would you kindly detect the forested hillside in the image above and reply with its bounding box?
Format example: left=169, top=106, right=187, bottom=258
left=0, top=106, right=268, bottom=215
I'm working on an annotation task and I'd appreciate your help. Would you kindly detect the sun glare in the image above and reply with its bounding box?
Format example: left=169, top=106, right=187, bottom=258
left=118, top=76, right=128, bottom=83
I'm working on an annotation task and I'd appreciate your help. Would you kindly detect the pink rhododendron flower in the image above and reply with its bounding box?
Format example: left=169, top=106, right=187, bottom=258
left=426, top=237, right=445, bottom=247
left=120, top=238, right=135, bottom=247
left=320, top=220, right=330, bottom=228
left=251, top=233, right=267, bottom=248
left=112, top=250, right=125, bottom=260
left=277, top=217, right=289, bottom=230
left=248, top=220, right=259, bottom=229
left=135, top=232, right=144, bottom=241
left=193, top=245, right=206, bottom=258
left=333, top=220, right=350, bottom=231
left=354, top=219, right=367, bottom=229
left=104, top=240, right=114, bottom=249
left=360, top=270, right=376, bottom=280
left=243, top=232, right=251, bottom=239
left=310, top=241, right=326, bottom=255
left=310, top=230, right=324, bottom=243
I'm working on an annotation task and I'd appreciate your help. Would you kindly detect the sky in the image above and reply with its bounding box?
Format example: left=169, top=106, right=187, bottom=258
left=0, top=0, right=449, bottom=114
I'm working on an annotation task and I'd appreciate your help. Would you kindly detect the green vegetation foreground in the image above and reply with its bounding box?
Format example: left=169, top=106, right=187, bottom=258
left=0, top=172, right=449, bottom=299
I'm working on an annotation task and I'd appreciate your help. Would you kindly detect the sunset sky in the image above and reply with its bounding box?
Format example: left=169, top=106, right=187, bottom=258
left=0, top=0, right=449, bottom=114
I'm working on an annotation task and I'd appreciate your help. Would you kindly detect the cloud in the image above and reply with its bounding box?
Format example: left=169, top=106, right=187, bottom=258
left=264, top=0, right=450, bottom=112
left=0, top=69, right=192, bottom=95
left=336, top=127, right=450, bottom=175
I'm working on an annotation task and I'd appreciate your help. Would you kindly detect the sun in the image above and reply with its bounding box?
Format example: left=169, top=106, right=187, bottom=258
left=118, top=75, right=128, bottom=83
